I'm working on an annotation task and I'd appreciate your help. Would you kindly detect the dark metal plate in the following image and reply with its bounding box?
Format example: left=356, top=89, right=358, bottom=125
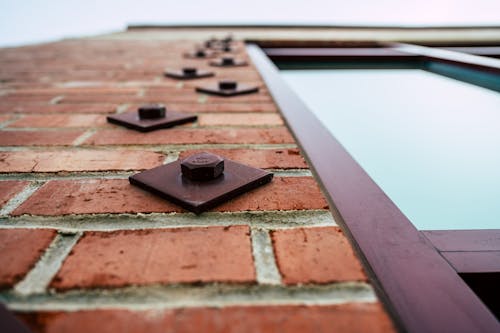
left=195, top=83, right=259, bottom=97
left=107, top=111, right=197, bottom=132
left=164, top=69, right=214, bottom=80
left=209, top=59, right=248, bottom=67
left=129, top=159, right=273, bottom=214
left=0, top=303, right=32, bottom=333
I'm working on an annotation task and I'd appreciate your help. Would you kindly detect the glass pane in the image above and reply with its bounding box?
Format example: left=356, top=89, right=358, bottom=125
left=281, top=69, right=500, bottom=230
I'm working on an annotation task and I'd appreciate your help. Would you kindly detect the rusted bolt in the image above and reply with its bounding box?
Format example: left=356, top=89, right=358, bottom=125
left=183, top=67, right=197, bottom=76
left=222, top=44, right=232, bottom=52
left=181, top=152, right=224, bottom=181
left=222, top=56, right=234, bottom=65
left=195, top=49, right=206, bottom=57
left=206, top=37, right=218, bottom=47
left=219, top=80, right=237, bottom=90
left=138, top=104, right=166, bottom=119
left=223, top=35, right=233, bottom=43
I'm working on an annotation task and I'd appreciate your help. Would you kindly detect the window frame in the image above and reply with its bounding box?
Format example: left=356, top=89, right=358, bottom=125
left=247, top=42, right=500, bottom=332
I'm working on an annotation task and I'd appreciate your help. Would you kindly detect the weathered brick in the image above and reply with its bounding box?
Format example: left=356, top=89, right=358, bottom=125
left=58, top=95, right=142, bottom=104
left=0, top=95, right=54, bottom=104
left=86, top=128, right=294, bottom=145
left=0, top=180, right=29, bottom=207
left=0, top=103, right=118, bottom=114
left=0, top=229, right=56, bottom=289
left=198, top=113, right=283, bottom=126
left=6, top=88, right=139, bottom=96
left=179, top=149, right=307, bottom=169
left=8, top=114, right=107, bottom=128
left=0, top=130, right=85, bottom=146
left=12, top=177, right=328, bottom=216
left=51, top=226, right=254, bottom=289
left=17, top=303, right=395, bottom=333
left=272, top=227, right=367, bottom=284
left=0, top=150, right=164, bottom=173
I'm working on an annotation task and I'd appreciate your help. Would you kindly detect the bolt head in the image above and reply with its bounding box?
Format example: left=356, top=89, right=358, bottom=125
left=183, top=67, right=197, bottom=75
left=222, top=56, right=234, bottom=65
left=181, top=152, right=225, bottom=181
left=219, top=80, right=237, bottom=90
left=195, top=49, right=206, bottom=57
left=138, top=104, right=166, bottom=119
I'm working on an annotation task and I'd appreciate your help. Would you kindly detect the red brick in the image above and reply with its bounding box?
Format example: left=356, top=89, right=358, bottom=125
left=272, top=227, right=367, bottom=285
left=17, top=303, right=395, bottom=333
left=0, top=150, right=164, bottom=172
left=0, top=180, right=29, bottom=207
left=12, top=177, right=327, bottom=216
left=0, top=229, right=56, bottom=289
left=86, top=128, right=294, bottom=145
left=198, top=113, right=283, bottom=126
left=8, top=114, right=107, bottom=128
left=0, top=103, right=118, bottom=114
left=179, top=149, right=307, bottom=169
left=0, top=130, right=85, bottom=146
left=6, top=88, right=139, bottom=96
left=51, top=226, right=254, bottom=289
left=0, top=95, right=54, bottom=104
left=58, top=95, right=142, bottom=104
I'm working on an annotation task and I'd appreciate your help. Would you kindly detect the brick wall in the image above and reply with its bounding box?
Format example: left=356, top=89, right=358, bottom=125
left=0, top=36, right=395, bottom=332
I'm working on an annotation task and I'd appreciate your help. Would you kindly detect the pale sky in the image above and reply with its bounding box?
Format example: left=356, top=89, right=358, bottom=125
left=0, top=0, right=499, bottom=47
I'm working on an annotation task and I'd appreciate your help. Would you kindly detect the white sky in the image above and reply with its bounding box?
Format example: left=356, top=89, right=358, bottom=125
left=0, top=0, right=499, bottom=47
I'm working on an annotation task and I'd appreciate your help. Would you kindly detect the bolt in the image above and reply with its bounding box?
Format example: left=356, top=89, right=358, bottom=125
left=181, top=152, right=224, bottom=181
left=223, top=44, right=232, bottom=52
left=138, top=104, right=166, bottom=119
left=219, top=80, right=237, bottom=90
left=223, top=35, right=233, bottom=43
left=183, top=67, right=197, bottom=76
left=195, top=49, right=206, bottom=57
left=222, top=56, right=234, bottom=65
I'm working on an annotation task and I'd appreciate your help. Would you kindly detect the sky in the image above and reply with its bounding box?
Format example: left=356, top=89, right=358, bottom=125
left=0, top=0, right=499, bottom=47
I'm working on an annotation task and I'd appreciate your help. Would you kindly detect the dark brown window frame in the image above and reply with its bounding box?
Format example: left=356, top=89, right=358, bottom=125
left=247, top=43, right=500, bottom=332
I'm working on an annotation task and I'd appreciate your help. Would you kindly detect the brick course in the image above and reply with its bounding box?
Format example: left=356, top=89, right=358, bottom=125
left=198, top=113, right=283, bottom=126
left=17, top=303, right=395, bottom=333
left=12, top=177, right=328, bottom=216
left=0, top=103, right=119, bottom=114
left=0, top=130, right=85, bottom=146
left=0, top=150, right=164, bottom=173
left=8, top=114, right=108, bottom=128
left=85, top=128, right=294, bottom=145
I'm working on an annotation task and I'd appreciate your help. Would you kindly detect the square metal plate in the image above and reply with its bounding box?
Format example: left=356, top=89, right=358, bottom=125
left=164, top=69, right=214, bottom=80
left=129, top=159, right=273, bottom=214
left=107, top=111, right=197, bottom=132
left=195, top=83, right=259, bottom=97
